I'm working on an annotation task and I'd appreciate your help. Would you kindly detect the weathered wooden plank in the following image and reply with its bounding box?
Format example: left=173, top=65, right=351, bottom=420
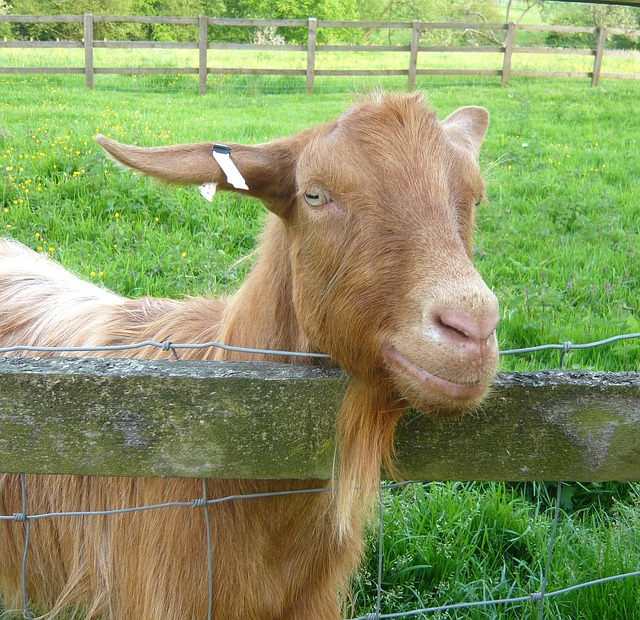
left=510, top=70, right=592, bottom=78
left=0, top=357, right=639, bottom=482
left=0, top=15, right=83, bottom=23
left=502, top=22, right=517, bottom=85
left=316, top=20, right=413, bottom=29
left=419, top=46, right=504, bottom=53
left=198, top=14, right=208, bottom=95
left=0, top=41, right=83, bottom=48
left=95, top=67, right=198, bottom=74
left=315, top=69, right=407, bottom=76
left=408, top=20, right=420, bottom=91
left=95, top=15, right=198, bottom=25
left=518, top=24, right=596, bottom=34
left=606, top=50, right=640, bottom=57
left=599, top=72, right=640, bottom=80
left=83, top=13, right=94, bottom=90
left=419, top=22, right=506, bottom=31
left=317, top=45, right=410, bottom=52
left=306, top=17, right=317, bottom=94
left=206, top=68, right=305, bottom=76
left=607, top=27, right=640, bottom=36
left=207, top=18, right=307, bottom=27
left=209, top=43, right=306, bottom=51
left=514, top=46, right=594, bottom=55
left=94, top=41, right=198, bottom=49
left=592, top=26, right=607, bottom=86
left=0, top=67, right=85, bottom=74
left=416, top=69, right=502, bottom=76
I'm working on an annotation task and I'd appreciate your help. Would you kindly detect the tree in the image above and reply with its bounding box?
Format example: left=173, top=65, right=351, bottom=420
left=505, top=0, right=545, bottom=25
left=217, top=0, right=359, bottom=43
left=545, top=3, right=640, bottom=50
left=357, top=0, right=503, bottom=45
left=0, top=0, right=9, bottom=38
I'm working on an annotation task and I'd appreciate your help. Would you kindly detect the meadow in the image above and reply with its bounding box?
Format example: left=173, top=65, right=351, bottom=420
left=1, top=69, right=640, bottom=618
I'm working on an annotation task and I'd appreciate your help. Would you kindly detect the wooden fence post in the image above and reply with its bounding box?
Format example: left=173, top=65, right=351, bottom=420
left=592, top=26, right=607, bottom=87
left=199, top=15, right=208, bottom=95
left=408, top=20, right=420, bottom=91
left=306, top=17, right=317, bottom=95
left=502, top=21, right=516, bottom=85
left=83, top=12, right=94, bottom=90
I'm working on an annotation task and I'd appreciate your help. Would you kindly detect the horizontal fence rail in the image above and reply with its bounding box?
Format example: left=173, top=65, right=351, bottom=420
left=1, top=14, right=639, bottom=92
left=1, top=355, right=640, bottom=481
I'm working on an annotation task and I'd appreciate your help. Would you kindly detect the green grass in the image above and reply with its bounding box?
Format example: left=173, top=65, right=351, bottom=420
left=1, top=73, right=640, bottom=618
left=354, top=481, right=640, bottom=619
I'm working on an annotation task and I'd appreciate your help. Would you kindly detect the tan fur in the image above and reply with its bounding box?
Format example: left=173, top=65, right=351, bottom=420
left=0, top=93, right=499, bottom=619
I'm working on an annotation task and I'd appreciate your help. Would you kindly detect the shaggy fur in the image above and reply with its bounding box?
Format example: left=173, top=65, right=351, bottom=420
left=0, top=92, right=499, bottom=619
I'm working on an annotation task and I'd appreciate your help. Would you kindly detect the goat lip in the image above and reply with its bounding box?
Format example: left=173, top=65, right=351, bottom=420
left=382, top=345, right=487, bottom=401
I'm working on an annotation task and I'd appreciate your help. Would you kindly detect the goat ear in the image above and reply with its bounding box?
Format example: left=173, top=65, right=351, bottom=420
left=441, top=106, right=489, bottom=158
left=95, top=135, right=301, bottom=216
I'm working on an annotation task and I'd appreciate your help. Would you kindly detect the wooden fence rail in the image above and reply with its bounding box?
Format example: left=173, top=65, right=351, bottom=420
left=1, top=356, right=639, bottom=481
left=1, top=14, right=639, bottom=92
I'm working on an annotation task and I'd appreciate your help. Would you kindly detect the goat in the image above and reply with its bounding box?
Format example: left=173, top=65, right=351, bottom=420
left=0, top=92, right=499, bottom=620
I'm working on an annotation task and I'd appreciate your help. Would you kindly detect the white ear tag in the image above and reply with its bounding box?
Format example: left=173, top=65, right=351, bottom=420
left=212, top=143, right=248, bottom=190
left=199, top=182, right=217, bottom=202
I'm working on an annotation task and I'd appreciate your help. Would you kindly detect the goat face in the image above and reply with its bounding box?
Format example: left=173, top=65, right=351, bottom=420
left=97, top=93, right=498, bottom=417
left=287, top=95, right=499, bottom=415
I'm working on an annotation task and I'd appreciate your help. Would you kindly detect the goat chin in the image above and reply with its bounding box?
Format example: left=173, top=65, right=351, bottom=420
left=382, top=345, right=497, bottom=416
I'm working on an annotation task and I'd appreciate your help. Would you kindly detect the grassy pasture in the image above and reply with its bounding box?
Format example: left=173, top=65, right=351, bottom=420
left=1, top=70, right=640, bottom=618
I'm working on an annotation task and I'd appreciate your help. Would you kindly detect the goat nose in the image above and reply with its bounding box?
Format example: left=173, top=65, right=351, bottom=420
left=434, top=307, right=499, bottom=348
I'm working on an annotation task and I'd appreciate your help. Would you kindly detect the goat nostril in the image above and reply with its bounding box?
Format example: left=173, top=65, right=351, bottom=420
left=437, top=316, right=469, bottom=340
left=435, top=309, right=498, bottom=346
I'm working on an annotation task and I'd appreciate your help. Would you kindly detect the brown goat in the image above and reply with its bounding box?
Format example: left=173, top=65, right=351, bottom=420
left=0, top=92, right=499, bottom=620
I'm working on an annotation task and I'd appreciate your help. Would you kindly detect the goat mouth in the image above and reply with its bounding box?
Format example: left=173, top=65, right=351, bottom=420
left=382, top=345, right=487, bottom=403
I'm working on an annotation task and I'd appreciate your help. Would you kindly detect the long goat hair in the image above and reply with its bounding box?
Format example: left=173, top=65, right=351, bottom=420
left=0, top=92, right=500, bottom=619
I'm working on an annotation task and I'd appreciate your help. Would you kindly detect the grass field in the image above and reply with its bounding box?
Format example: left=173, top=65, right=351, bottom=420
left=1, top=71, right=640, bottom=618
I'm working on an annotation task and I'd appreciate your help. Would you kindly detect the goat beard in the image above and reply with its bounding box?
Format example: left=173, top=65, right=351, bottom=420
left=334, top=378, right=404, bottom=541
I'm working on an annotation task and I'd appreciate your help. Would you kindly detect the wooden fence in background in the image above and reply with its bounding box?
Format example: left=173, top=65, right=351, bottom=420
left=2, top=356, right=640, bottom=481
left=1, top=14, right=640, bottom=92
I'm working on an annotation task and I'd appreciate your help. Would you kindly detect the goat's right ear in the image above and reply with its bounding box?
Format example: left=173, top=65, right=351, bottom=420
left=95, top=134, right=304, bottom=216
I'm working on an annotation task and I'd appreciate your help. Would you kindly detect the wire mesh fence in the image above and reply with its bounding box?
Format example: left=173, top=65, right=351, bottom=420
left=1, top=331, right=640, bottom=619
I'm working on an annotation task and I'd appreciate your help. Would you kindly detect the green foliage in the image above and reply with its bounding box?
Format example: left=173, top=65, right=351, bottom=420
left=357, top=0, right=503, bottom=46
left=545, top=3, right=640, bottom=50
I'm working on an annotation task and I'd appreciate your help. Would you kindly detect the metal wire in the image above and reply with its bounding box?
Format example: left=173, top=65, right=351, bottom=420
left=5, top=478, right=640, bottom=619
left=0, top=340, right=331, bottom=358
left=19, top=474, right=35, bottom=620
left=0, top=331, right=637, bottom=361
left=538, top=482, right=563, bottom=619
left=499, top=332, right=640, bottom=356
left=201, top=479, right=213, bottom=620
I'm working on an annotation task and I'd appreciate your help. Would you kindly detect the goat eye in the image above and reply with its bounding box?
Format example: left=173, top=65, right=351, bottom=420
left=304, top=186, right=330, bottom=208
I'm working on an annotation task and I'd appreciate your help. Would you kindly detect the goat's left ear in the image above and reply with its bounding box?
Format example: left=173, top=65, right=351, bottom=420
left=441, top=106, right=489, bottom=158
left=95, top=133, right=306, bottom=217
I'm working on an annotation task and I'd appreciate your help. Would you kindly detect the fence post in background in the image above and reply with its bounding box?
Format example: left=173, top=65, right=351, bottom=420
left=592, top=26, right=607, bottom=86
left=408, top=20, right=420, bottom=91
left=199, top=15, right=208, bottom=95
left=501, top=21, right=516, bottom=85
left=306, top=17, right=317, bottom=95
left=83, top=13, right=94, bottom=90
